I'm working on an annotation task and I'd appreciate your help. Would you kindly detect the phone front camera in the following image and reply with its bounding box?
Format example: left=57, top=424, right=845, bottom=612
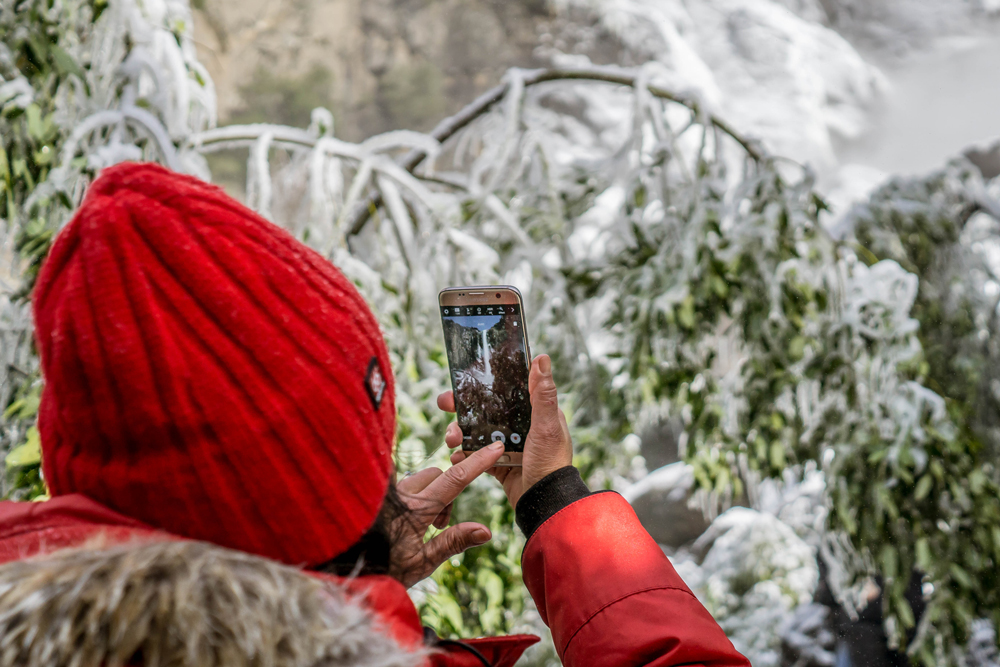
left=496, top=293, right=501, bottom=298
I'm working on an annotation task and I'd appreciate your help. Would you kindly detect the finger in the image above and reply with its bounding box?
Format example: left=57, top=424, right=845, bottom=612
left=528, top=354, right=555, bottom=396
left=491, top=466, right=510, bottom=485
left=425, top=442, right=505, bottom=504
left=422, top=522, right=492, bottom=567
left=528, top=355, right=570, bottom=446
left=523, top=356, right=574, bottom=488
left=396, top=467, right=443, bottom=495
left=436, top=391, right=456, bottom=413
left=445, top=422, right=463, bottom=448
left=432, top=502, right=453, bottom=530
left=450, top=451, right=506, bottom=483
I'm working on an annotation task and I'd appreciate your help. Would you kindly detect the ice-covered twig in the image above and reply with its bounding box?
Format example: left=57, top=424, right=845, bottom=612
left=58, top=106, right=182, bottom=171
left=189, top=124, right=317, bottom=153
left=246, top=131, right=274, bottom=217
left=343, top=65, right=768, bottom=237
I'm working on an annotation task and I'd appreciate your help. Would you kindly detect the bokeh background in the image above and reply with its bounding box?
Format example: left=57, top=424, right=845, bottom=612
left=3, top=1, right=1000, bottom=665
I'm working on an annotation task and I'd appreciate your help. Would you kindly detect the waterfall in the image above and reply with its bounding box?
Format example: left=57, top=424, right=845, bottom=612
left=478, top=328, right=495, bottom=386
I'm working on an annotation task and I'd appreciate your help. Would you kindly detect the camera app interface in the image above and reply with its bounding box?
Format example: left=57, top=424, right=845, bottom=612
left=441, top=303, right=531, bottom=452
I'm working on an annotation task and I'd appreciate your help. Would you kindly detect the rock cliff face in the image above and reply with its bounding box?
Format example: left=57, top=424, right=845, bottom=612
left=191, top=0, right=564, bottom=139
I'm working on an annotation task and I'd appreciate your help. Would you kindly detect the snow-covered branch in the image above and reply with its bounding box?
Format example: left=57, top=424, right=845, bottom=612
left=341, top=65, right=767, bottom=237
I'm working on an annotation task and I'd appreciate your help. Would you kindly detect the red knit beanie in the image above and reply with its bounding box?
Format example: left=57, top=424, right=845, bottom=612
left=32, top=162, right=396, bottom=567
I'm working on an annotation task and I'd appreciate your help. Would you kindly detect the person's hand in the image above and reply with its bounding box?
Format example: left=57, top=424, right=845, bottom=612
left=390, top=442, right=505, bottom=588
left=437, top=354, right=573, bottom=510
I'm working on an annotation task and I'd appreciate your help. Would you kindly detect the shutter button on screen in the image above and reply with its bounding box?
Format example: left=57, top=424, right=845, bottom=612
left=490, top=431, right=506, bottom=444
left=510, top=433, right=521, bottom=444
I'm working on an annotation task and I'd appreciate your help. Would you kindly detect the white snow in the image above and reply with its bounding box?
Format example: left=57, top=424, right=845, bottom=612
left=553, top=0, right=887, bottom=172
left=674, top=507, right=819, bottom=667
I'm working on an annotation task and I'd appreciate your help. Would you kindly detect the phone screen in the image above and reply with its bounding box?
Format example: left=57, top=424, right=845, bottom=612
left=441, top=303, right=531, bottom=452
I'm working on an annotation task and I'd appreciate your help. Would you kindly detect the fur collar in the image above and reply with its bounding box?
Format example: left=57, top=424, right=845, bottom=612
left=0, top=539, right=423, bottom=667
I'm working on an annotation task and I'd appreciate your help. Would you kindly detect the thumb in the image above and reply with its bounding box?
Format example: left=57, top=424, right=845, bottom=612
left=527, top=355, right=569, bottom=447
left=524, top=355, right=573, bottom=486
left=422, top=522, right=492, bottom=567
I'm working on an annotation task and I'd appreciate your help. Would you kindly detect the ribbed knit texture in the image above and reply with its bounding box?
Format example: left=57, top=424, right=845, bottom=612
left=32, top=162, right=395, bottom=567
left=514, top=467, right=592, bottom=540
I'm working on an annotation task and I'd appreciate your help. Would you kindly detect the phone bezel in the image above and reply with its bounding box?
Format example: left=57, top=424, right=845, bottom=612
left=439, top=286, right=529, bottom=467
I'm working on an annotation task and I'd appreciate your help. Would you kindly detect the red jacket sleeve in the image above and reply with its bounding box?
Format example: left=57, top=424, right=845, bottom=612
left=520, top=491, right=749, bottom=667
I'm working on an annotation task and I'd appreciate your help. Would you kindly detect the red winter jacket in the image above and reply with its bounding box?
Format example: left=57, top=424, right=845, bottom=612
left=0, top=481, right=747, bottom=667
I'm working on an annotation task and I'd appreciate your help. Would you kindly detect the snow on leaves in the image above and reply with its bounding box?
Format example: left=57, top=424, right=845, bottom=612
left=3, top=0, right=1000, bottom=662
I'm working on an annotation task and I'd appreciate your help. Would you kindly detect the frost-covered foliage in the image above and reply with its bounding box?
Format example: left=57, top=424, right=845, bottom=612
left=968, top=619, right=1000, bottom=667
left=779, top=602, right=837, bottom=667
left=842, top=164, right=1000, bottom=663
left=3, top=1, right=1000, bottom=664
left=850, top=163, right=1000, bottom=459
left=0, top=0, right=213, bottom=498
left=647, top=160, right=1000, bottom=660
left=674, top=508, right=819, bottom=665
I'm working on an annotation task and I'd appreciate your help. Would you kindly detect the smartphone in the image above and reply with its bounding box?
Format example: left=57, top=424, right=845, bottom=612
left=439, top=286, right=531, bottom=467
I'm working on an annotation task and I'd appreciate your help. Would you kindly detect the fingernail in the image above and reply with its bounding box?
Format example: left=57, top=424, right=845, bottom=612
left=473, top=529, right=491, bottom=544
left=538, top=354, right=551, bottom=375
left=489, top=441, right=505, bottom=452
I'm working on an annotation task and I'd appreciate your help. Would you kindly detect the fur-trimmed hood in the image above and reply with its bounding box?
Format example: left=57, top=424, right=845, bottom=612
left=0, top=539, right=423, bottom=667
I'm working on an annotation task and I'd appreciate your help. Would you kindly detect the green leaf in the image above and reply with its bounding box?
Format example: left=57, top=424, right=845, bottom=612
left=5, top=427, right=41, bottom=469
left=769, top=441, right=786, bottom=469
left=968, top=469, right=986, bottom=496
left=770, top=412, right=784, bottom=431
left=34, top=145, right=53, bottom=166
left=26, top=35, right=50, bottom=69
left=428, top=589, right=466, bottom=636
left=678, top=294, right=696, bottom=330
left=49, top=44, right=86, bottom=80
left=788, top=335, right=806, bottom=361
left=881, top=544, right=898, bottom=581
left=950, top=564, right=973, bottom=590
left=714, top=467, right=732, bottom=495
left=25, top=104, right=46, bottom=141
left=915, top=538, right=932, bottom=571
left=0, top=147, right=9, bottom=186
left=632, top=185, right=646, bottom=208
left=877, top=486, right=899, bottom=521
left=477, top=568, right=505, bottom=627
left=914, top=475, right=933, bottom=501
left=710, top=274, right=728, bottom=298
left=895, top=594, right=916, bottom=629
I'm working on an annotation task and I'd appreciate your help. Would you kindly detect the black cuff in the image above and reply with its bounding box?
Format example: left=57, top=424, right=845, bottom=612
left=515, top=466, right=591, bottom=539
